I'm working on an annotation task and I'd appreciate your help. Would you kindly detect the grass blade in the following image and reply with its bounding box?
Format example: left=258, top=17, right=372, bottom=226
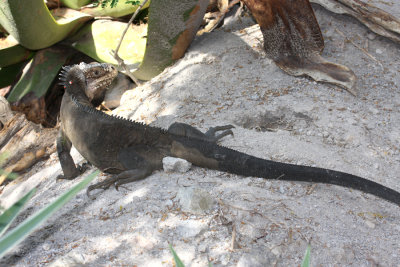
left=301, top=244, right=311, bottom=267
left=0, top=188, right=36, bottom=237
left=0, top=171, right=98, bottom=258
left=169, top=244, right=185, bottom=267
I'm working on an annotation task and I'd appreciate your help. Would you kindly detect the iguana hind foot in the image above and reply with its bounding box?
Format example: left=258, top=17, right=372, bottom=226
left=86, top=168, right=152, bottom=198
left=168, top=122, right=234, bottom=143
left=204, top=125, right=235, bottom=142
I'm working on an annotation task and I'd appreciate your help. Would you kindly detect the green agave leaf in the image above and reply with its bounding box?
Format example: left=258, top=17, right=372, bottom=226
left=0, top=0, right=92, bottom=50
left=60, top=0, right=92, bottom=9
left=80, top=0, right=149, bottom=18
left=0, top=61, right=26, bottom=88
left=301, top=245, right=311, bottom=267
left=135, top=0, right=208, bottom=80
left=7, top=47, right=72, bottom=103
left=0, top=188, right=36, bottom=237
left=69, top=20, right=147, bottom=65
left=0, top=35, right=33, bottom=68
left=0, top=171, right=99, bottom=258
left=169, top=245, right=185, bottom=267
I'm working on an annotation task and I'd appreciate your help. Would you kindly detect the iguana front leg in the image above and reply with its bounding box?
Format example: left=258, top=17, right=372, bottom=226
left=57, top=129, right=89, bottom=179
left=168, top=122, right=234, bottom=143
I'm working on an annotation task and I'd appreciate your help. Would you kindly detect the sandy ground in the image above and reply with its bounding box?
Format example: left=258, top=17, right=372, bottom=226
left=1, top=3, right=400, bottom=267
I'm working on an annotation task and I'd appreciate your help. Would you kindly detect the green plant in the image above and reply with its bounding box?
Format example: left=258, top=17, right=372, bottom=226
left=0, top=189, right=36, bottom=237
left=301, top=244, right=311, bottom=267
left=98, top=0, right=141, bottom=8
left=0, top=171, right=99, bottom=258
left=169, top=245, right=185, bottom=267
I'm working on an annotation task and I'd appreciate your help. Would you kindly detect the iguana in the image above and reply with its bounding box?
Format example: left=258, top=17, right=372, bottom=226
left=58, top=62, right=400, bottom=205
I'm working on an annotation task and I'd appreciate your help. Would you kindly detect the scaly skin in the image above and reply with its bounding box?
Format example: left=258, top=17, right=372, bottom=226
left=58, top=62, right=400, bottom=206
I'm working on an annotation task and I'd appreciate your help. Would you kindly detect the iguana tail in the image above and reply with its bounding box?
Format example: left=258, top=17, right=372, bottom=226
left=176, top=137, right=400, bottom=205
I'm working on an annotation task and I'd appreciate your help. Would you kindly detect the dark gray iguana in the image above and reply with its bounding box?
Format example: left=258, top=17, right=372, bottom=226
left=57, top=62, right=400, bottom=205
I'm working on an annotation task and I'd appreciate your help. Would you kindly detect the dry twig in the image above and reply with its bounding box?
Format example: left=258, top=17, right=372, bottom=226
left=335, top=28, right=383, bottom=68
left=113, top=0, right=149, bottom=85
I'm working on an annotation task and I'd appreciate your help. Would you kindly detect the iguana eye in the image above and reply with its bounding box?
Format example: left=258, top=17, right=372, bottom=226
left=94, top=70, right=100, bottom=76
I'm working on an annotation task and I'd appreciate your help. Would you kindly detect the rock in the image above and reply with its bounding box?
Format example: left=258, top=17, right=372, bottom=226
left=334, top=247, right=355, bottom=263
left=237, top=249, right=276, bottom=267
left=177, top=187, right=215, bottom=214
left=49, top=252, right=86, bottom=267
left=163, top=157, right=192, bottom=173
left=103, top=74, right=134, bottom=109
left=176, top=219, right=208, bottom=238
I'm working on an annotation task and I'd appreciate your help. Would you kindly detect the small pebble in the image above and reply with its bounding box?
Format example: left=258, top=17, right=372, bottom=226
left=365, top=220, right=376, bottom=229
left=367, top=32, right=376, bottom=40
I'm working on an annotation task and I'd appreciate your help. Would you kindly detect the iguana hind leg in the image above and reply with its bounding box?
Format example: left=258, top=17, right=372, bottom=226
left=86, top=168, right=153, bottom=198
left=87, top=146, right=156, bottom=197
left=57, top=129, right=89, bottom=180
left=168, top=122, right=234, bottom=143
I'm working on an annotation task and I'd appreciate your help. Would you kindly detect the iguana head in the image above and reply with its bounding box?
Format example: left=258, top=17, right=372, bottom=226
left=60, top=62, right=118, bottom=105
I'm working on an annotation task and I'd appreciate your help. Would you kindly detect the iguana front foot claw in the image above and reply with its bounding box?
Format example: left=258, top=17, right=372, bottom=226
left=57, top=162, right=91, bottom=181
left=78, top=162, right=91, bottom=173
